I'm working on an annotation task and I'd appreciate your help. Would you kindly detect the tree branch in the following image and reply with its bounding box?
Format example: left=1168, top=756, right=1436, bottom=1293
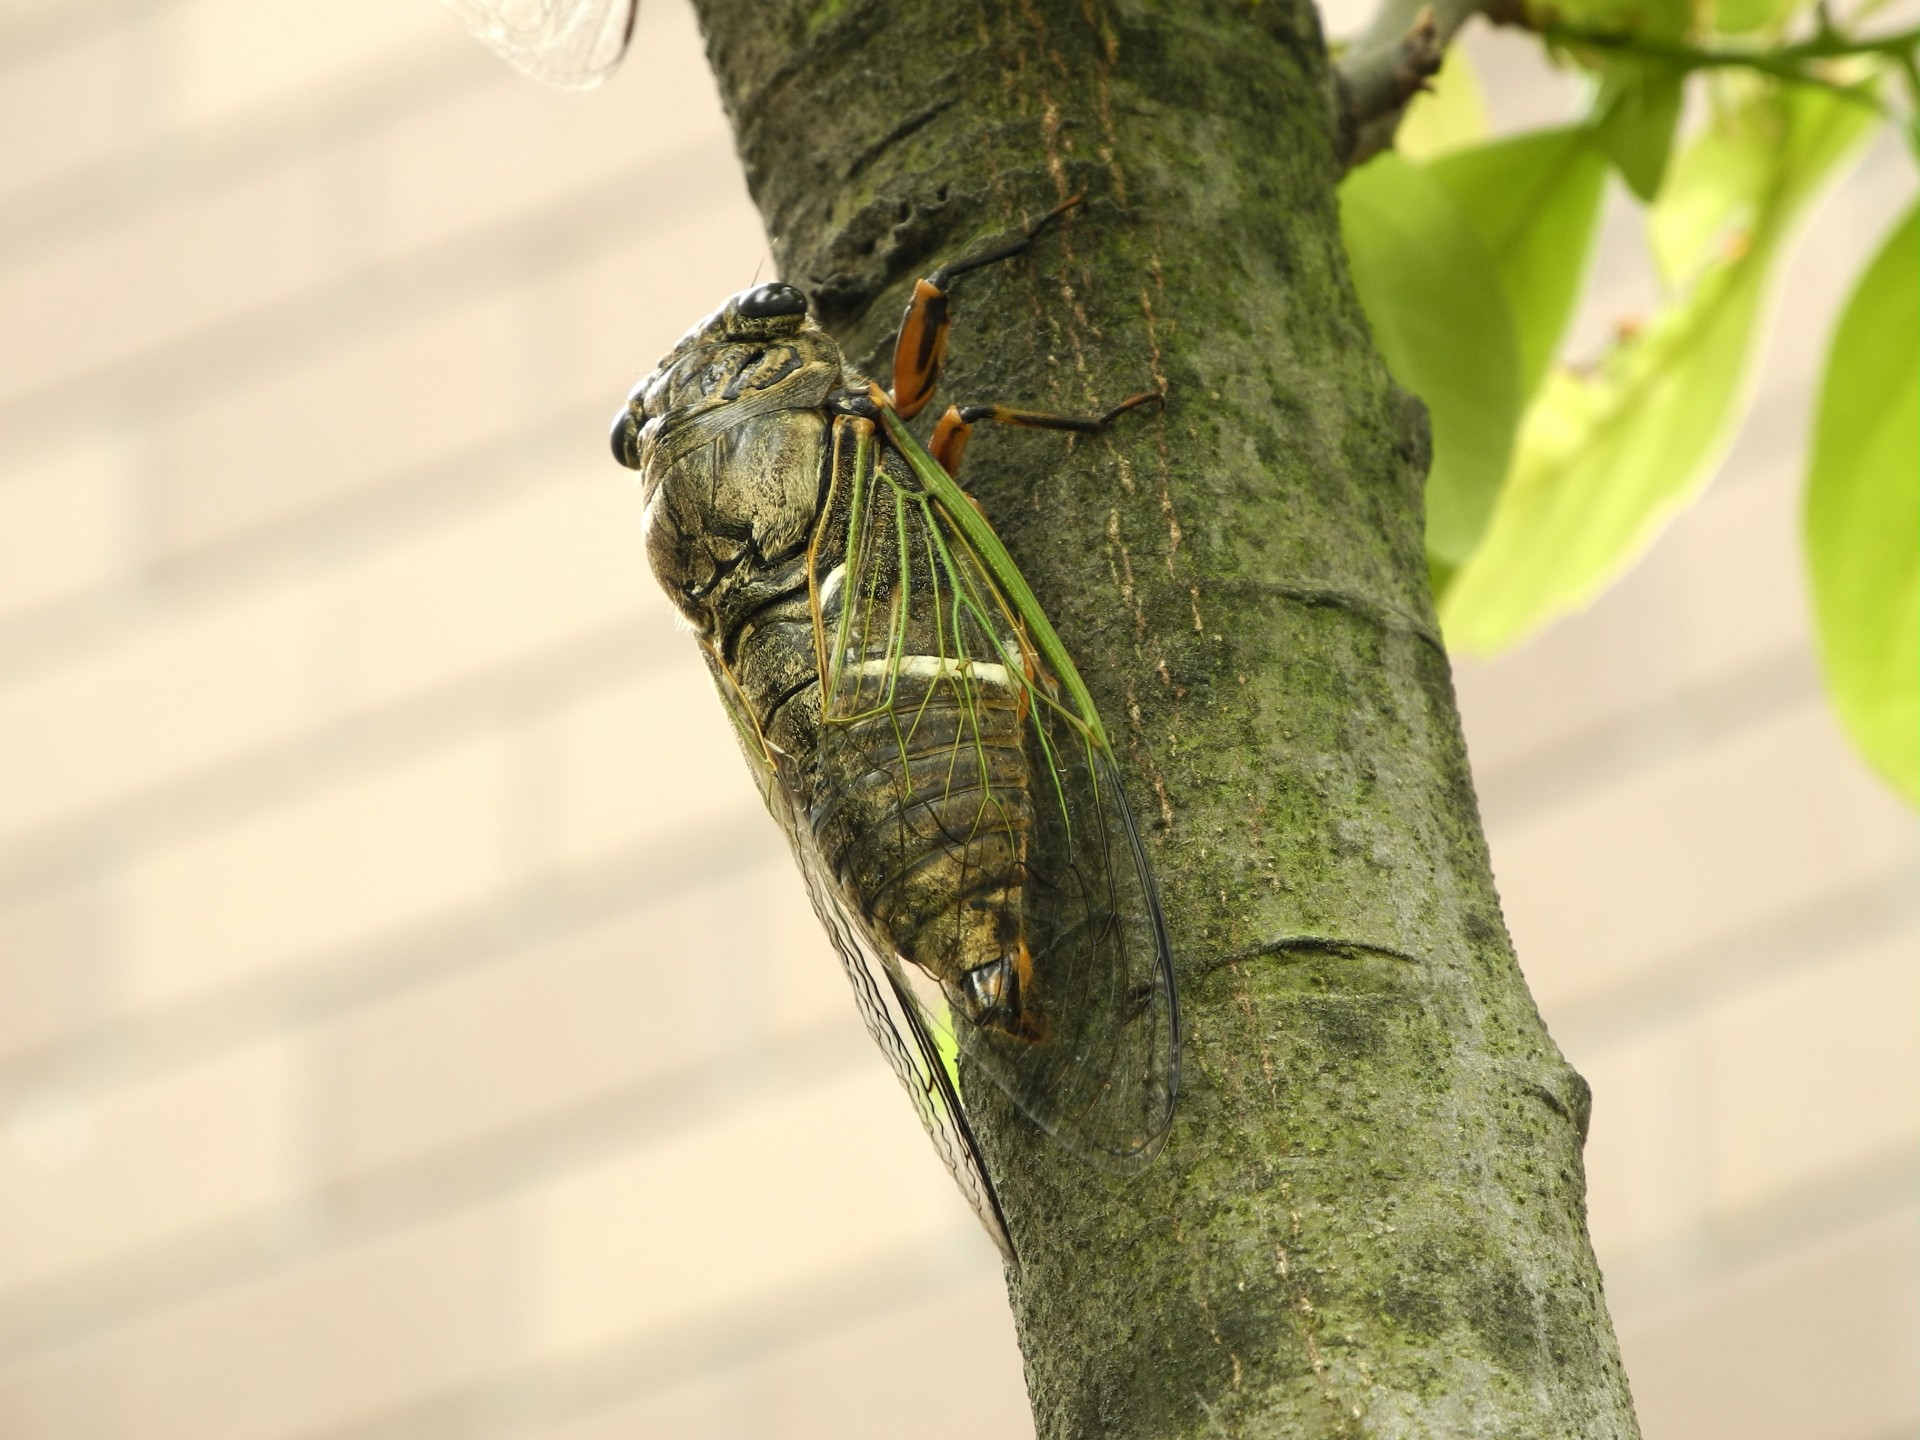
left=1333, top=0, right=1917, bottom=170
left=688, top=3, right=1642, bottom=1434
left=1334, top=0, right=1498, bottom=169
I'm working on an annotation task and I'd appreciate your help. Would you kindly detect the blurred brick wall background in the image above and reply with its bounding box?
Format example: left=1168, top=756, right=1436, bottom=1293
left=0, top=1, right=1911, bottom=1437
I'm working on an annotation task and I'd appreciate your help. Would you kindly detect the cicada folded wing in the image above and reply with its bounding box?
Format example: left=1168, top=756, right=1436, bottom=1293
left=699, top=646, right=1016, bottom=1263
left=962, top=722, right=1179, bottom=1164
left=443, top=0, right=637, bottom=87
left=789, top=822, right=1017, bottom=1263
left=815, top=412, right=1180, bottom=1167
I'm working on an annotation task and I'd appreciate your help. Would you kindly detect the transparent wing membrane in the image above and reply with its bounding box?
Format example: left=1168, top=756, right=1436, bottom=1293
left=443, top=0, right=636, bottom=87
left=794, top=830, right=1016, bottom=1264
left=701, top=647, right=1015, bottom=1263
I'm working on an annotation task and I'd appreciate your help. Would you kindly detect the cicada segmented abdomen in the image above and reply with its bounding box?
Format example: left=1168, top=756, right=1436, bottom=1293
left=811, top=646, right=1044, bottom=1040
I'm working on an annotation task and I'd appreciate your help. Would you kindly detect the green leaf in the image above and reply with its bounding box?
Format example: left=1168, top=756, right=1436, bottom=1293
left=1342, top=153, right=1525, bottom=564
left=1441, top=83, right=1875, bottom=653
left=1805, top=201, right=1919, bottom=805
left=1397, top=46, right=1490, bottom=163
left=1595, top=60, right=1687, bottom=200
left=1649, top=97, right=1774, bottom=283
left=1544, top=0, right=1694, bottom=42
left=1429, top=125, right=1610, bottom=397
left=1713, top=0, right=1799, bottom=35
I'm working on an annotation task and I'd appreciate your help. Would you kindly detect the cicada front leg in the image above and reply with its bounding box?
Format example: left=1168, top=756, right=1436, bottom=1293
left=888, top=194, right=1086, bottom=419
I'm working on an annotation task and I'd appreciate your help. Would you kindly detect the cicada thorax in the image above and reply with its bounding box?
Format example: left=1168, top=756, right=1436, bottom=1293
left=639, top=413, right=830, bottom=635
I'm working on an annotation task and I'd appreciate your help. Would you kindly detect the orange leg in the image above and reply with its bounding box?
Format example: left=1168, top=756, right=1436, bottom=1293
left=888, top=194, right=1084, bottom=420
left=927, top=392, right=1163, bottom=477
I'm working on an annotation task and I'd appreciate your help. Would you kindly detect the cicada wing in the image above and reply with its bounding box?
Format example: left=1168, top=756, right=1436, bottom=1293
left=974, top=720, right=1179, bottom=1164
left=789, top=828, right=1016, bottom=1266
left=823, top=440, right=1180, bottom=1167
left=698, top=646, right=1016, bottom=1264
left=443, top=0, right=636, bottom=87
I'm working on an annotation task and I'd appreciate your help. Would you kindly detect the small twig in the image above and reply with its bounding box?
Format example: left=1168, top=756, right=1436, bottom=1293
left=1351, top=0, right=1493, bottom=62
left=1331, top=0, right=1916, bottom=171
left=1338, top=10, right=1445, bottom=164
left=1334, top=5, right=1450, bottom=169
left=1333, top=0, right=1498, bottom=170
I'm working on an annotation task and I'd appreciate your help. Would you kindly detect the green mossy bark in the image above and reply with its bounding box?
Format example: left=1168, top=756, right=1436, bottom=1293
left=686, top=1, right=1643, bottom=1434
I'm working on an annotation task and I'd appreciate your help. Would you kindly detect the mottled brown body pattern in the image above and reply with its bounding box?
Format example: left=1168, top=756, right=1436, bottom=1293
left=626, top=300, right=1036, bottom=1033
left=613, top=251, right=1178, bottom=1261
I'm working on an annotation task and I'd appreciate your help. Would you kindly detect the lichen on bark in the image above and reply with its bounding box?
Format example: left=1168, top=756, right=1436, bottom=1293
left=685, top=1, right=1643, bottom=1434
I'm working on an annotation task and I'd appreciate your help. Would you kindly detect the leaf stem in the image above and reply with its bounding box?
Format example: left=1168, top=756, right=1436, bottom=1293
left=1895, top=48, right=1920, bottom=154
left=1531, top=19, right=1912, bottom=118
left=1538, top=19, right=1920, bottom=73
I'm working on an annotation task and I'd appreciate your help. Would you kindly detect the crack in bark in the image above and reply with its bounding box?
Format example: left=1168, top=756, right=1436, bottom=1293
left=843, top=95, right=960, bottom=181
left=1196, top=933, right=1427, bottom=982
left=1203, top=578, right=1444, bottom=653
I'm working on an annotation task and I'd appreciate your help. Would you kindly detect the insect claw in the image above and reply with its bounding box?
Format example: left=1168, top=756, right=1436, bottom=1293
left=1100, top=390, right=1165, bottom=426
left=1029, top=192, right=1086, bottom=236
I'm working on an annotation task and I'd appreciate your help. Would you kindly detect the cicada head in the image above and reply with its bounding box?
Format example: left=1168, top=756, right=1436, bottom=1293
left=612, top=283, right=846, bottom=636
left=609, top=282, right=844, bottom=483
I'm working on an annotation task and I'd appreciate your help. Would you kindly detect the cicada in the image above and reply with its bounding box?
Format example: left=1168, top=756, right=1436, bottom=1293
left=610, top=199, right=1178, bottom=1261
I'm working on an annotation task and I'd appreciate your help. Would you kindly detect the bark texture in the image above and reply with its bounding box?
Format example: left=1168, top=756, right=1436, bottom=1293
left=684, top=2, right=1643, bottom=1434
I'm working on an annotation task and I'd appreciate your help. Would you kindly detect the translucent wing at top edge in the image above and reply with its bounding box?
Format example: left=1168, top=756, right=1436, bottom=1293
left=443, top=0, right=637, bottom=87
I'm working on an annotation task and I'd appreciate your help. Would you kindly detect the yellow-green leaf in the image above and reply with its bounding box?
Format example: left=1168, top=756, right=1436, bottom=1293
left=1650, top=97, right=1775, bottom=284
left=1441, top=84, right=1875, bottom=653
left=1397, top=47, right=1490, bottom=163
left=1543, top=0, right=1694, bottom=41
left=1429, top=125, right=1610, bottom=397
left=1342, top=153, right=1525, bottom=564
left=1805, top=202, right=1919, bottom=804
left=1714, top=0, right=1799, bottom=34
left=1594, top=60, right=1687, bottom=201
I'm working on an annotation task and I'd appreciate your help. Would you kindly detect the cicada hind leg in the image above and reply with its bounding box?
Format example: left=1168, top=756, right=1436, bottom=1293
left=927, top=394, right=1162, bottom=477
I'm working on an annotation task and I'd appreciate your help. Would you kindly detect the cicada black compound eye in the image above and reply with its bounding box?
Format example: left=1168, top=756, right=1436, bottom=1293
left=609, top=406, right=640, bottom=469
left=736, top=282, right=808, bottom=319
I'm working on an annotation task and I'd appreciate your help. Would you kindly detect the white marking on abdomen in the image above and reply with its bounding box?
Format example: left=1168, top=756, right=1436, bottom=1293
left=847, top=656, right=1014, bottom=688
left=818, top=563, right=846, bottom=611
